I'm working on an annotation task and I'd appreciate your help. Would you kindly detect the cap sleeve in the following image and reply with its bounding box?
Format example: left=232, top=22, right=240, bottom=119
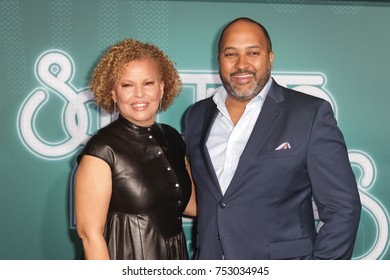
left=77, top=134, right=115, bottom=170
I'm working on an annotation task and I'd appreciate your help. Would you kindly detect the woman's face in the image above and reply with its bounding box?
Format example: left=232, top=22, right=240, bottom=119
left=111, top=58, right=164, bottom=127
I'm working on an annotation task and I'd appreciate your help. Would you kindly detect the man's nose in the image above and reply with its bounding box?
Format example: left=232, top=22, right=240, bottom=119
left=235, top=55, right=249, bottom=69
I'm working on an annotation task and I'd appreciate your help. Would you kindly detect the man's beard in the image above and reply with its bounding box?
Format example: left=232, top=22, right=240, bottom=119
left=221, top=66, right=271, bottom=101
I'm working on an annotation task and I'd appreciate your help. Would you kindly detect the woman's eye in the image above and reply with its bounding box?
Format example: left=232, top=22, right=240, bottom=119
left=145, top=81, right=154, bottom=86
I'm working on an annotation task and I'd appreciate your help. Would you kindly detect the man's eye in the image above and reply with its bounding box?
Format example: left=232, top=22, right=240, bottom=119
left=249, top=51, right=260, bottom=56
left=224, top=53, right=236, bottom=57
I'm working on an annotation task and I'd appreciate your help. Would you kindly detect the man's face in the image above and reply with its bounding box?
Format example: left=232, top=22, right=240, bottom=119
left=218, top=20, right=274, bottom=101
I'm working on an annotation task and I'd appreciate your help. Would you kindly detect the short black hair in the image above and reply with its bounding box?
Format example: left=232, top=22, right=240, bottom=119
left=218, top=17, right=273, bottom=54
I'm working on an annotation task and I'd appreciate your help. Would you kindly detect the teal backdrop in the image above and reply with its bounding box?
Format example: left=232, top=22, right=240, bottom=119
left=1, top=0, right=389, bottom=260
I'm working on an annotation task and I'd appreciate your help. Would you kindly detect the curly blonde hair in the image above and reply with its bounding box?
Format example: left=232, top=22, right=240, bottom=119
left=90, top=38, right=182, bottom=113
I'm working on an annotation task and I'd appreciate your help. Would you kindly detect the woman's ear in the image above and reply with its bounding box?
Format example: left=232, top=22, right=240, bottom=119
left=159, top=81, right=165, bottom=99
left=111, top=90, right=117, bottom=103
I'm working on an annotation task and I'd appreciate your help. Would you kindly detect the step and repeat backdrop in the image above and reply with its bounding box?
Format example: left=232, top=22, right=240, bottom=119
left=0, top=0, right=389, bottom=259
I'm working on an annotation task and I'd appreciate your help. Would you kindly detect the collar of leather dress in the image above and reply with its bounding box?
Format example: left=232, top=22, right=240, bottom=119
left=117, top=114, right=156, bottom=135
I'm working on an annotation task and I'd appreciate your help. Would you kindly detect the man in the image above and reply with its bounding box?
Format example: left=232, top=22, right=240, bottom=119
left=184, top=17, right=361, bottom=259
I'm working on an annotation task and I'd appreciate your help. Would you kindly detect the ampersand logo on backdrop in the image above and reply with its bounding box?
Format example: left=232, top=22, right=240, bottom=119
left=17, top=50, right=389, bottom=259
left=16, top=50, right=113, bottom=160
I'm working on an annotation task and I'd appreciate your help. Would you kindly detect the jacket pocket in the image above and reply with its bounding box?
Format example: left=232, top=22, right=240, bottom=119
left=270, top=238, right=313, bottom=259
left=260, top=147, right=301, bottom=159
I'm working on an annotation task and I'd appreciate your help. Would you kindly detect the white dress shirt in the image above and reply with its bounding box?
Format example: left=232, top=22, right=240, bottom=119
left=206, top=79, right=272, bottom=195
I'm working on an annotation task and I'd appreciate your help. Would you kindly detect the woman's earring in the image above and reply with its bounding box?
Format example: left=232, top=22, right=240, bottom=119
left=158, top=99, right=162, bottom=112
left=112, top=102, right=119, bottom=120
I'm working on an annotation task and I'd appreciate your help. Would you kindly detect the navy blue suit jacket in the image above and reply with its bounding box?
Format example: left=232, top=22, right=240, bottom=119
left=184, top=80, right=361, bottom=259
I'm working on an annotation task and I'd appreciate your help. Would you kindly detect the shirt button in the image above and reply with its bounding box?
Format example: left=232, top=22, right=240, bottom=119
left=147, top=128, right=151, bottom=131
left=167, top=167, right=171, bottom=171
left=157, top=151, right=162, bottom=155
left=175, top=183, right=179, bottom=188
left=148, top=135, right=152, bottom=139
left=219, top=202, right=227, bottom=209
left=177, top=200, right=182, bottom=206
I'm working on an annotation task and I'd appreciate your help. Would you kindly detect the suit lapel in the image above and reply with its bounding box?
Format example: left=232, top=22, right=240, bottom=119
left=200, top=102, right=223, bottom=197
left=224, top=82, right=285, bottom=197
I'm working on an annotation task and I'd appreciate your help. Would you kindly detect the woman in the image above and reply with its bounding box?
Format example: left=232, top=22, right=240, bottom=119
left=75, top=38, right=196, bottom=260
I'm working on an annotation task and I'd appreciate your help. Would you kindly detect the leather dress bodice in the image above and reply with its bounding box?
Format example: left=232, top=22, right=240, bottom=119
left=78, top=114, right=191, bottom=240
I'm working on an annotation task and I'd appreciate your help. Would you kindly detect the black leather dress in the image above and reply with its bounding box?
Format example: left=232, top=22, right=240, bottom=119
left=78, top=114, right=191, bottom=259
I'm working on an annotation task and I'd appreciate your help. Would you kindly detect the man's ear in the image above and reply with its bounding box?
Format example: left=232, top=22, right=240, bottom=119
left=269, top=51, right=274, bottom=68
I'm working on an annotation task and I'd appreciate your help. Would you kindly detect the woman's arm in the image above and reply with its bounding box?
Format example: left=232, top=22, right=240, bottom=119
left=183, top=156, right=197, bottom=217
left=75, top=155, right=112, bottom=260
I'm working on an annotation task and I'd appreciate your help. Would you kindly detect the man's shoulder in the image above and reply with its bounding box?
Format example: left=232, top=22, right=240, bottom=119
left=187, top=96, right=215, bottom=114
left=272, top=81, right=326, bottom=107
